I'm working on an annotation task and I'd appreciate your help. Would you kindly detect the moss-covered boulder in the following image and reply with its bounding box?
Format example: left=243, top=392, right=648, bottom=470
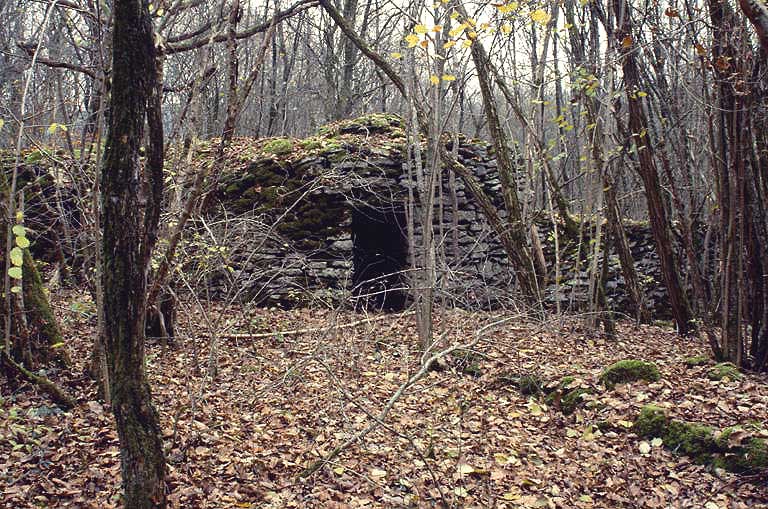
left=713, top=427, right=768, bottom=472
left=684, top=355, right=710, bottom=368
left=632, top=406, right=768, bottom=473
left=633, top=406, right=715, bottom=462
left=706, top=362, right=743, bottom=381
left=262, top=137, right=294, bottom=155
left=634, top=405, right=668, bottom=438
left=560, top=387, right=593, bottom=415
left=664, top=420, right=717, bottom=461
left=724, top=438, right=768, bottom=472
left=599, top=359, right=660, bottom=389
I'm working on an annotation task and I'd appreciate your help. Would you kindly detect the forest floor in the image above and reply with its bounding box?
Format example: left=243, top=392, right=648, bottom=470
left=1, top=291, right=768, bottom=508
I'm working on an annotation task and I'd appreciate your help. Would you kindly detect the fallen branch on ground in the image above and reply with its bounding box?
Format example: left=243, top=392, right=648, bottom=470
left=298, top=312, right=521, bottom=478
left=1, top=351, right=76, bottom=409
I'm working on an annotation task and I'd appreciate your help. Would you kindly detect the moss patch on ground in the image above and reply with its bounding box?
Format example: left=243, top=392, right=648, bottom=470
left=543, top=376, right=595, bottom=415
left=633, top=404, right=767, bottom=473
left=262, top=138, right=295, bottom=155
left=599, top=359, right=661, bottom=389
left=706, top=362, right=743, bottom=381
left=684, top=355, right=710, bottom=367
left=633, top=404, right=668, bottom=438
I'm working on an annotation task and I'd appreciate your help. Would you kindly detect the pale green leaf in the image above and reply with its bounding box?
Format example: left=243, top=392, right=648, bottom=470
left=10, top=247, right=23, bottom=266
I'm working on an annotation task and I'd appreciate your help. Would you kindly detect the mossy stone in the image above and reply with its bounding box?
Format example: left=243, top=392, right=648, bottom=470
left=684, top=355, right=710, bottom=368
left=634, top=405, right=668, bottom=438
left=543, top=376, right=575, bottom=405
left=726, top=438, right=768, bottom=472
left=316, top=113, right=404, bottom=138
left=450, top=349, right=482, bottom=377
left=262, top=138, right=294, bottom=155
left=298, top=138, right=324, bottom=151
left=706, top=362, right=743, bottom=381
left=629, top=407, right=767, bottom=474
left=714, top=427, right=768, bottom=472
left=664, top=420, right=716, bottom=462
left=599, top=359, right=661, bottom=389
left=714, top=426, right=740, bottom=450
left=543, top=376, right=592, bottom=414
left=560, top=388, right=593, bottom=415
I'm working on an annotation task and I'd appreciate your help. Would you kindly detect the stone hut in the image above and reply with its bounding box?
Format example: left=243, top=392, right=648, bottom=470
left=208, top=114, right=672, bottom=315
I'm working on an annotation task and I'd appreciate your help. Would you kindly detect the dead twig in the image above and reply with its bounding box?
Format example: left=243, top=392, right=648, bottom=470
left=208, top=309, right=416, bottom=340
left=298, top=312, right=521, bottom=479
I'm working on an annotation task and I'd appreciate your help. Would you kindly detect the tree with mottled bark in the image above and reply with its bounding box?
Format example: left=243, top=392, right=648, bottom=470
left=609, top=0, right=694, bottom=335
left=100, top=0, right=167, bottom=506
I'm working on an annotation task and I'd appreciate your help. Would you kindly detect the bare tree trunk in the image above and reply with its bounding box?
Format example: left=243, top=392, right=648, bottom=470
left=708, top=0, right=750, bottom=364
left=101, top=0, right=167, bottom=506
left=740, top=0, right=768, bottom=51
left=610, top=0, right=694, bottom=334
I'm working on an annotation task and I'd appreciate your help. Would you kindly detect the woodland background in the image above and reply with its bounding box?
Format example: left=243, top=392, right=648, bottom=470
left=1, top=0, right=768, bottom=507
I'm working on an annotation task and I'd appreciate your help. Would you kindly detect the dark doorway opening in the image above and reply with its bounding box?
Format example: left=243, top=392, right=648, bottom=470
left=352, top=206, right=408, bottom=311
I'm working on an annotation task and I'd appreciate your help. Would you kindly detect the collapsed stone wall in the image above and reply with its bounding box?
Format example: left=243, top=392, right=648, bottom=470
left=0, top=122, right=700, bottom=318
left=206, top=113, right=683, bottom=316
left=0, top=150, right=81, bottom=265
left=210, top=114, right=517, bottom=309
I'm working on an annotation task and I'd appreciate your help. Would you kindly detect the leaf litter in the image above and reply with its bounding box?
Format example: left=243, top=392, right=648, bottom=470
left=1, top=291, right=767, bottom=508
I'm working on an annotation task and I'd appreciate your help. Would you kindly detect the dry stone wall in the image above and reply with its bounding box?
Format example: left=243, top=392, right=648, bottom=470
left=206, top=114, right=681, bottom=316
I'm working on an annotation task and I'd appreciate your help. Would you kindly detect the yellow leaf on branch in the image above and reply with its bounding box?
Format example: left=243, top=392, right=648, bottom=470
left=530, top=9, right=551, bottom=25
left=449, top=23, right=467, bottom=37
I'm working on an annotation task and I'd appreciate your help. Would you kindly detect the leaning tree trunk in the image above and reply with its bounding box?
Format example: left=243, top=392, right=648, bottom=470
left=611, top=0, right=694, bottom=335
left=737, top=0, right=768, bottom=371
left=457, top=0, right=543, bottom=298
left=101, top=0, right=166, bottom=506
left=0, top=172, right=69, bottom=370
left=0, top=210, right=74, bottom=408
left=19, top=249, right=70, bottom=365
